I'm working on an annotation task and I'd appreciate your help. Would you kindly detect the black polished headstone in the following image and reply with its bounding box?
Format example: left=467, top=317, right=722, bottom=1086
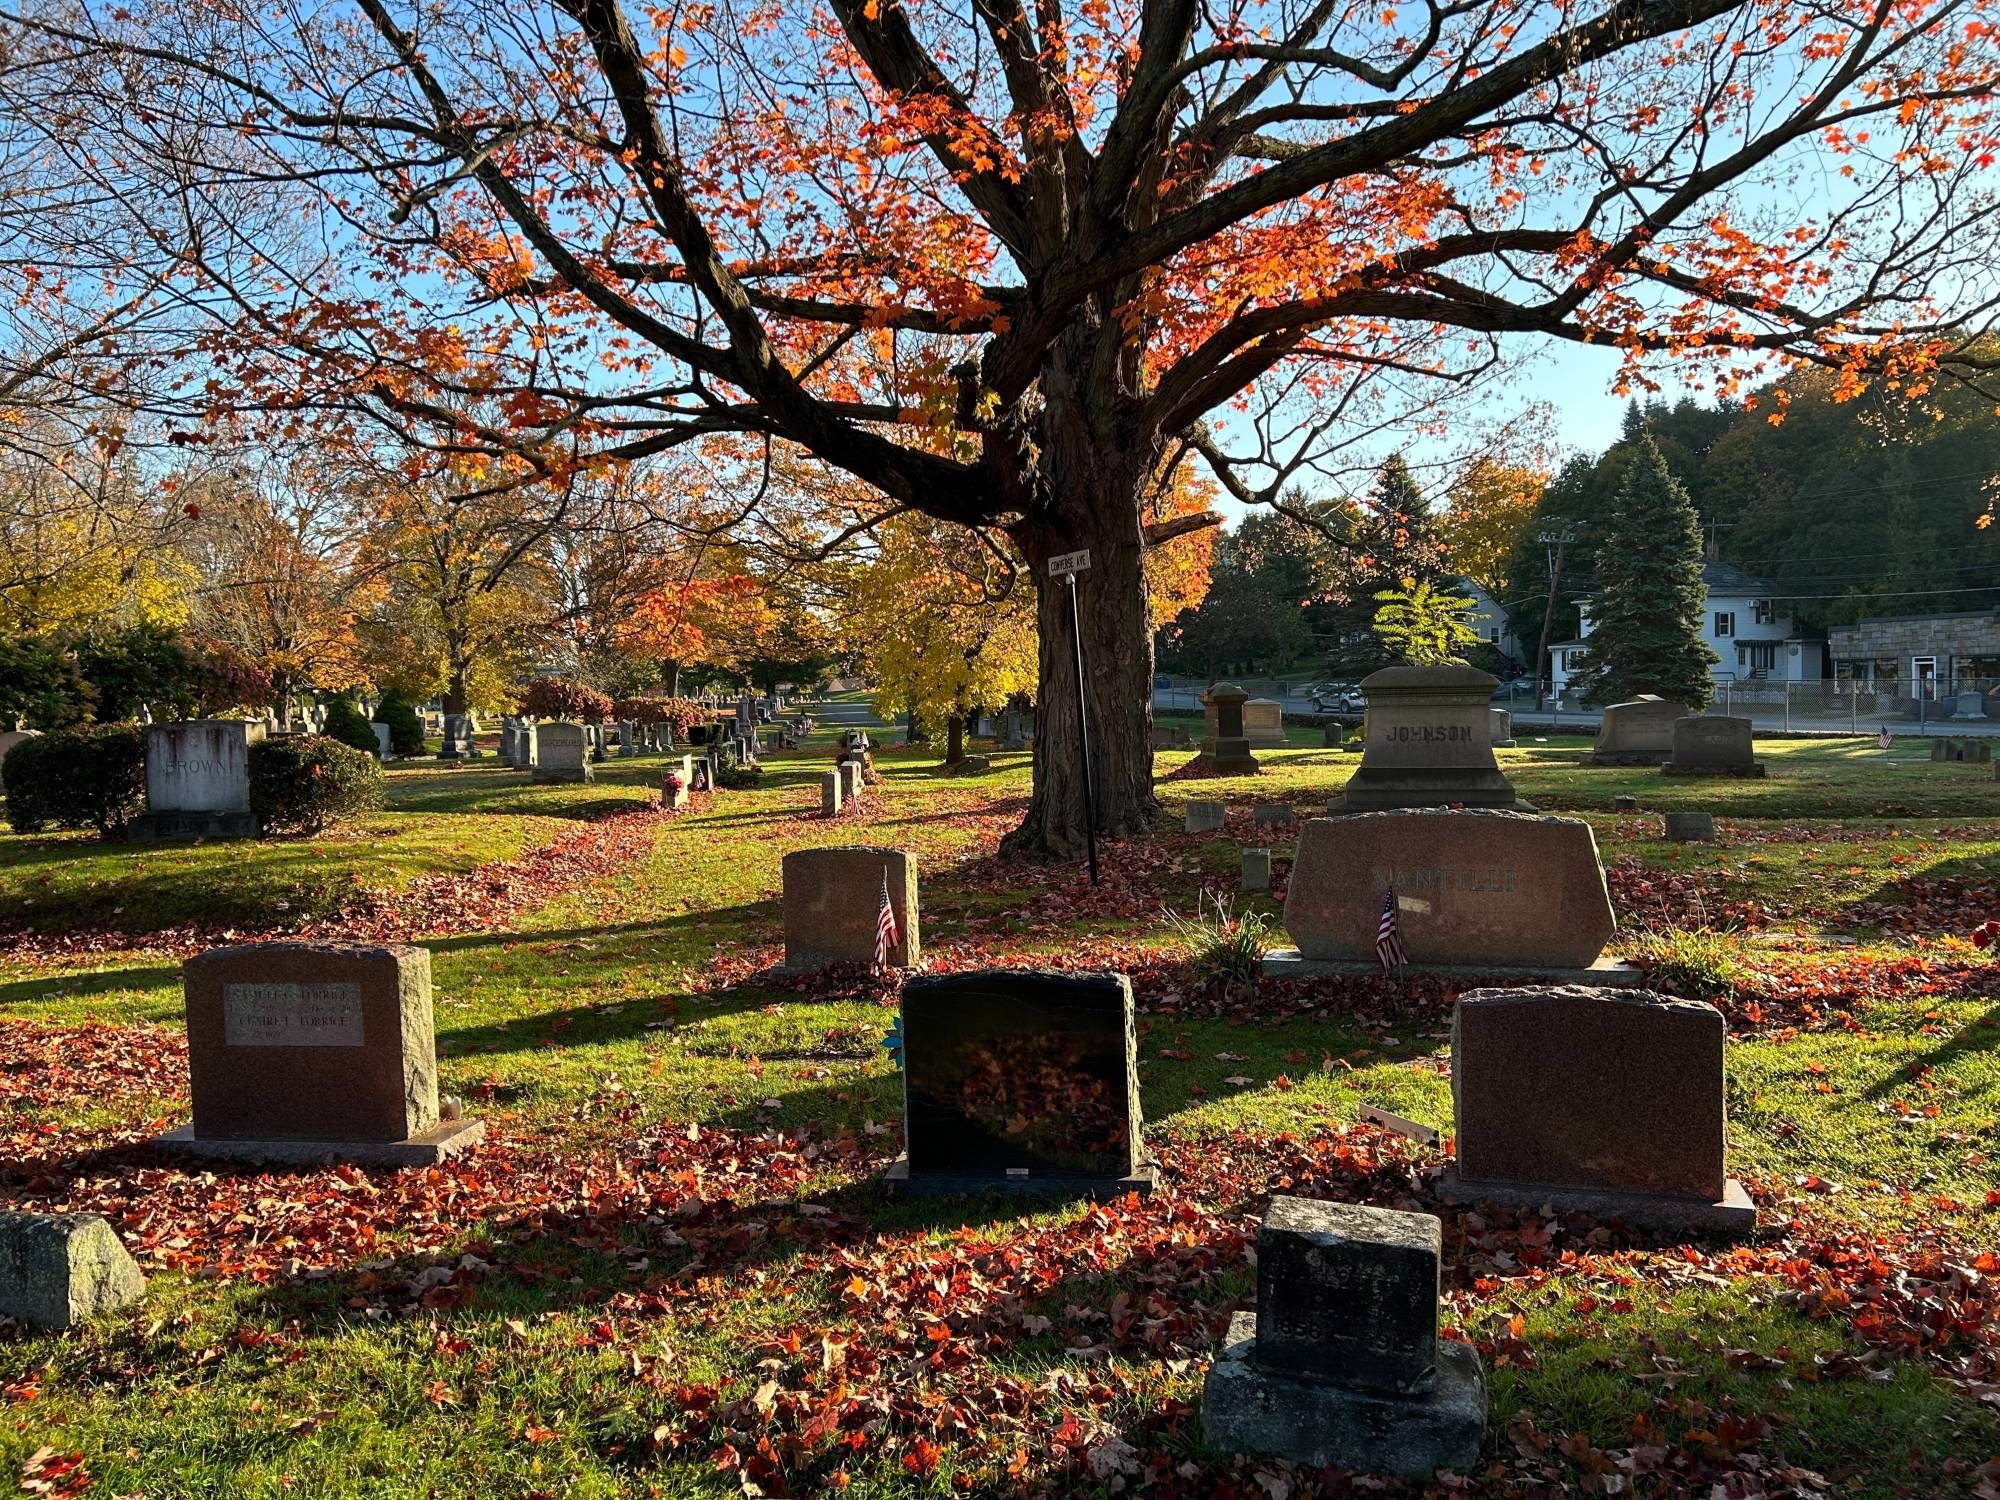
left=1254, top=1197, right=1437, bottom=1395
left=891, top=968, right=1149, bottom=1196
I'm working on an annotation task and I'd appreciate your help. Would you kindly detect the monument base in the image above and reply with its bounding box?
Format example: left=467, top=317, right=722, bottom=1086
left=1327, top=768, right=1531, bottom=813
left=1261, top=950, right=1647, bottom=987
left=1435, top=1169, right=1756, bottom=1237
left=150, top=1118, right=485, bottom=1169
left=882, top=1155, right=1154, bottom=1201
left=1661, top=762, right=1766, bottom=778
left=1203, top=1313, right=1486, bottom=1478
left=1209, top=734, right=1260, bottom=775
left=531, top=766, right=595, bottom=784
left=128, top=811, right=260, bottom=843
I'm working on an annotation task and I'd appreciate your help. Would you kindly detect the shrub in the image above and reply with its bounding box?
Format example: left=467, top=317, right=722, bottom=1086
left=520, top=676, right=614, bottom=722
left=191, top=643, right=275, bottom=717
left=321, top=696, right=379, bottom=755
left=77, top=625, right=197, bottom=722
left=0, top=635, right=91, bottom=731
left=613, top=696, right=708, bottom=736
left=715, top=762, right=763, bottom=790
left=249, top=735, right=383, bottom=836
left=372, top=691, right=426, bottom=757
left=1628, top=924, right=1746, bottom=999
left=3, top=724, right=147, bottom=837
left=1162, top=891, right=1272, bottom=999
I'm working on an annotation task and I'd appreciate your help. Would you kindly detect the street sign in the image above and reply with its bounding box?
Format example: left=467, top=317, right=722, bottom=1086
left=1048, top=548, right=1092, bottom=577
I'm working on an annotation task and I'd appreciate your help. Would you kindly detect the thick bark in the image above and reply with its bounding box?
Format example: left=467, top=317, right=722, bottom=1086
left=944, top=712, right=965, bottom=765
left=1003, top=462, right=1158, bottom=860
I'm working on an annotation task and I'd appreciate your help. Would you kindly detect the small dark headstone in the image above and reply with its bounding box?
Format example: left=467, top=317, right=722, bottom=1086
left=1252, top=804, right=1296, bottom=828
left=1203, top=1198, right=1486, bottom=1476
left=1613, top=794, right=1638, bottom=812
left=1206, top=683, right=1260, bottom=775
left=887, top=969, right=1149, bottom=1197
left=1185, top=800, right=1226, bottom=833
left=1664, top=811, right=1716, bottom=842
left=1240, top=847, right=1271, bottom=891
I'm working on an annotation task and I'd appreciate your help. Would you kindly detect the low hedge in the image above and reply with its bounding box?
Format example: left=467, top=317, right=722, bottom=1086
left=372, top=692, right=426, bottom=757
left=2, top=724, right=148, bottom=838
left=249, top=735, right=383, bottom=836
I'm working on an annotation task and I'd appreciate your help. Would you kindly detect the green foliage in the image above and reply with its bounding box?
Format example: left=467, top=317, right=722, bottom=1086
left=2, top=723, right=147, bottom=837
left=320, top=695, right=379, bottom=754
left=519, top=676, right=614, bottom=722
left=1629, top=924, right=1747, bottom=999
left=75, top=625, right=199, bottom=722
left=1162, top=890, right=1272, bottom=998
left=248, top=734, right=383, bottom=836
left=715, top=761, right=764, bottom=790
left=371, top=690, right=426, bottom=757
left=0, top=634, right=91, bottom=731
left=1572, top=433, right=1719, bottom=707
left=1370, top=581, right=1479, bottom=666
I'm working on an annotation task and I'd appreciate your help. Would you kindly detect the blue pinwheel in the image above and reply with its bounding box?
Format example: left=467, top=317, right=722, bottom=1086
left=881, top=1014, right=905, bottom=1071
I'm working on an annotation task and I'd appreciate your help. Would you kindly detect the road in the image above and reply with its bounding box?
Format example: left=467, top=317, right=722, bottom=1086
left=1150, top=685, right=2000, bottom=737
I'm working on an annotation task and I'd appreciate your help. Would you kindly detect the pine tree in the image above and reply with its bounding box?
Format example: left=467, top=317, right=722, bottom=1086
left=1574, top=433, right=1718, bottom=708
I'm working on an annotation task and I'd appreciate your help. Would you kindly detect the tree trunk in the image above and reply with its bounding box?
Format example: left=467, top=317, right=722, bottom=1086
left=944, top=712, right=965, bottom=765
left=1002, top=461, right=1158, bottom=860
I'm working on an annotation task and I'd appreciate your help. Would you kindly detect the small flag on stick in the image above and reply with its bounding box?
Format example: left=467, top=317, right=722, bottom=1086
left=874, top=869, right=901, bottom=970
left=1877, top=725, right=1893, bottom=751
left=1375, top=883, right=1408, bottom=973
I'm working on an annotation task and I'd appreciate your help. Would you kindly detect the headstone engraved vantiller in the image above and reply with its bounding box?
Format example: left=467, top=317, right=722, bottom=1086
left=152, top=942, right=483, bottom=1167
left=128, top=719, right=266, bottom=842
left=1439, top=985, right=1755, bottom=1234
left=885, top=969, right=1152, bottom=1198
left=1263, top=809, right=1637, bottom=983
left=1328, top=665, right=1526, bottom=812
left=1202, top=1198, right=1486, bottom=1476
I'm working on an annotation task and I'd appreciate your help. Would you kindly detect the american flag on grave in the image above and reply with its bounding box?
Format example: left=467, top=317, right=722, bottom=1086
left=1375, top=883, right=1409, bottom=973
left=873, top=869, right=901, bottom=969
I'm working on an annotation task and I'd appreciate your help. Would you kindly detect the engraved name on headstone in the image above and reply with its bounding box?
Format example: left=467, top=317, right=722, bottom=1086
left=223, top=982, right=364, bottom=1047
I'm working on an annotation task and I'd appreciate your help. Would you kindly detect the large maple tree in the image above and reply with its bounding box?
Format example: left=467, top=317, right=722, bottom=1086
left=9, top=0, right=1998, bottom=852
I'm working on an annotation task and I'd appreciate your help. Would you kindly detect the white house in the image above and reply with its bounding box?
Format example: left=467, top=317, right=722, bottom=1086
left=1460, top=580, right=1523, bottom=664
left=1549, top=559, right=1826, bottom=696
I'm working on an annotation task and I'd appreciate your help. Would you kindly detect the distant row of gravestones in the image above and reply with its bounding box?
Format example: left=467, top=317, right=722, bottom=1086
left=0, top=874, right=1747, bottom=1479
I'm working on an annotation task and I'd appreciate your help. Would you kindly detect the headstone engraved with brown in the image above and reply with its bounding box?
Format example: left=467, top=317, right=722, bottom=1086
left=1662, top=714, right=1765, bottom=778
left=885, top=968, right=1152, bottom=1198
left=1439, top=984, right=1754, bottom=1234
left=152, top=942, right=483, bottom=1167
left=779, top=846, right=918, bottom=970
left=129, top=719, right=266, bottom=842
left=1328, top=665, right=1526, bottom=812
left=1264, top=809, right=1634, bottom=982
left=1203, top=1197, right=1486, bottom=1476
left=1583, top=695, right=1689, bottom=765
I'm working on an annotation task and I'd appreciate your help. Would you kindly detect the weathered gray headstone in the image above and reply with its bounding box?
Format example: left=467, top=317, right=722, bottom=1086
left=1241, top=847, right=1271, bottom=891
left=837, top=759, right=863, bottom=802
left=1613, top=794, right=1638, bottom=812
left=1328, top=666, right=1525, bottom=812
left=1266, top=810, right=1627, bottom=980
left=1185, top=800, right=1225, bottom=834
left=1241, top=697, right=1287, bottom=748
left=532, top=722, right=593, bottom=783
left=1585, top=696, right=1688, bottom=766
left=1323, top=723, right=1347, bottom=748
left=1439, top=985, right=1753, bottom=1233
left=820, top=769, right=843, bottom=817
left=439, top=714, right=467, bottom=759
left=1252, top=804, right=1296, bottom=829
left=372, top=722, right=392, bottom=760
left=1203, top=1198, right=1486, bottom=1476
left=129, top=720, right=266, bottom=842
left=886, top=968, right=1150, bottom=1198
left=1662, top=715, right=1764, bottom=778
left=1663, top=811, right=1716, bottom=842
left=1489, top=707, right=1514, bottom=748
left=0, top=1213, right=146, bottom=1328
left=152, top=942, right=482, bottom=1167
left=780, top=846, right=918, bottom=970
left=618, top=720, right=639, bottom=757
left=1952, top=691, right=1988, bottom=720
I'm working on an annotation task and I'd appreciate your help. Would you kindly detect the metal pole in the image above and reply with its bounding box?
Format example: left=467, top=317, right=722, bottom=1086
left=1068, top=572, right=1099, bottom=885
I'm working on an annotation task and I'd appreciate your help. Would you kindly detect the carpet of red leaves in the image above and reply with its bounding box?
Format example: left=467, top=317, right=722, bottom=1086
left=4, top=1017, right=1996, bottom=1496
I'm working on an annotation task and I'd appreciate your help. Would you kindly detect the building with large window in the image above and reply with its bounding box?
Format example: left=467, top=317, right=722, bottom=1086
left=1826, top=609, right=2000, bottom=697
left=1547, top=559, right=1826, bottom=696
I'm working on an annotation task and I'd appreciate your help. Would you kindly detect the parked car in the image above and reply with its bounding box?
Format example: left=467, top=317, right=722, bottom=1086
left=1313, top=688, right=1366, bottom=713
left=1489, top=676, right=1535, bottom=699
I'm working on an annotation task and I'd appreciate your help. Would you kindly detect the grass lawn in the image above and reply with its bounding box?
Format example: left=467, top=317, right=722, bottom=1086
left=2, top=725, right=1997, bottom=1495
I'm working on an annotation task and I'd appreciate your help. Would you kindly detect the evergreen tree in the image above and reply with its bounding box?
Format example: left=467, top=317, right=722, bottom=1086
left=1574, top=434, right=1718, bottom=707
left=1324, top=454, right=1449, bottom=674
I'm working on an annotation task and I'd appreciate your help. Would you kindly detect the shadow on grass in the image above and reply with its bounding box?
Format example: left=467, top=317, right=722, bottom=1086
left=0, top=963, right=183, bottom=1012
